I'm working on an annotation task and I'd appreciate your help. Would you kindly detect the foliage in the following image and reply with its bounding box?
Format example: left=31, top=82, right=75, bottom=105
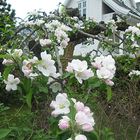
left=0, top=5, right=140, bottom=140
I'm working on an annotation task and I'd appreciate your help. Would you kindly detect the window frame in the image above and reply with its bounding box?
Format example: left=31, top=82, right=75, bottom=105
left=78, top=0, right=87, bottom=17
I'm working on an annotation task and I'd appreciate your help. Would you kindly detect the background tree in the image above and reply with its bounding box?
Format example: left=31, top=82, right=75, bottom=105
left=0, top=0, right=15, bottom=45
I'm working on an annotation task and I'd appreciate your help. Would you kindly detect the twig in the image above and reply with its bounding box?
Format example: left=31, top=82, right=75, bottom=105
left=54, top=45, right=63, bottom=75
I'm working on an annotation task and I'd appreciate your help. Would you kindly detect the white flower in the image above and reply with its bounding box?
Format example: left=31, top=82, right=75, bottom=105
left=125, top=26, right=140, bottom=36
left=12, top=49, right=23, bottom=57
left=55, top=28, right=68, bottom=42
left=60, top=40, right=68, bottom=48
left=75, top=134, right=87, bottom=140
left=67, top=138, right=72, bottom=140
left=58, top=116, right=70, bottom=130
left=22, top=56, right=38, bottom=78
left=36, top=20, right=45, bottom=26
left=28, top=10, right=39, bottom=16
left=45, top=20, right=61, bottom=31
left=74, top=23, right=81, bottom=29
left=92, top=55, right=116, bottom=86
left=4, top=74, right=20, bottom=91
left=60, top=24, right=72, bottom=32
left=75, top=111, right=95, bottom=132
left=24, top=21, right=35, bottom=27
left=37, top=51, right=56, bottom=77
left=39, top=39, right=52, bottom=47
left=66, top=59, right=94, bottom=84
left=0, top=72, right=1, bottom=78
left=92, top=55, right=105, bottom=69
left=97, top=67, right=114, bottom=80
left=50, top=93, right=70, bottom=117
left=75, top=68, right=94, bottom=84
left=129, top=70, right=140, bottom=77
left=2, top=59, right=14, bottom=65
left=102, top=55, right=116, bottom=72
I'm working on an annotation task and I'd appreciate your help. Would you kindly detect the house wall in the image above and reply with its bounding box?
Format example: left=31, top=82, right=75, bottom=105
left=87, top=0, right=102, bottom=21
left=66, top=0, right=103, bottom=21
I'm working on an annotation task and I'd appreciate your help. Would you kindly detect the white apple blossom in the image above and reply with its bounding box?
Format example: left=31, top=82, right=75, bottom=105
left=75, top=134, right=87, bottom=140
left=22, top=56, right=38, bottom=78
left=92, top=55, right=105, bottom=69
left=50, top=93, right=70, bottom=117
left=125, top=26, right=140, bottom=36
left=24, top=21, right=36, bottom=27
left=129, top=70, right=140, bottom=77
left=55, top=28, right=68, bottom=42
left=2, top=59, right=14, bottom=65
left=67, top=138, right=72, bottom=140
left=97, top=67, right=114, bottom=80
left=74, top=23, right=81, bottom=29
left=59, top=24, right=72, bottom=32
left=45, top=20, right=61, bottom=31
left=75, top=111, right=95, bottom=132
left=60, top=39, right=69, bottom=48
left=101, top=55, right=116, bottom=72
left=4, top=74, right=20, bottom=91
left=39, top=39, right=52, bottom=47
left=66, top=59, right=94, bottom=84
left=36, top=20, right=45, bottom=26
left=12, top=49, right=23, bottom=57
left=28, top=10, right=39, bottom=16
left=92, top=55, right=116, bottom=86
left=37, top=51, right=56, bottom=77
left=2, top=49, right=23, bottom=65
left=45, top=20, right=70, bottom=49
left=72, top=16, right=79, bottom=21
left=58, top=116, right=70, bottom=130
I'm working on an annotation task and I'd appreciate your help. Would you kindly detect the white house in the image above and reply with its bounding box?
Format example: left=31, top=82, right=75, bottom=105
left=64, top=0, right=140, bottom=23
left=63, top=0, right=140, bottom=56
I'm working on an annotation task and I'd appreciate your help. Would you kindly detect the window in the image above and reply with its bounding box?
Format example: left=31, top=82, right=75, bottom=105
left=78, top=0, right=87, bottom=17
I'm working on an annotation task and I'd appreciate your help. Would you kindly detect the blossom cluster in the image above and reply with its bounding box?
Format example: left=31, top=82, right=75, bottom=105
left=39, top=39, right=52, bottom=47
left=129, top=70, right=140, bottom=77
left=66, top=59, right=94, bottom=84
left=45, top=20, right=71, bottom=49
left=125, top=26, right=140, bottom=42
left=2, top=50, right=58, bottom=91
left=2, top=49, right=23, bottom=65
left=24, top=19, right=45, bottom=27
left=50, top=93, right=95, bottom=140
left=92, top=55, right=116, bottom=86
left=125, top=26, right=140, bottom=37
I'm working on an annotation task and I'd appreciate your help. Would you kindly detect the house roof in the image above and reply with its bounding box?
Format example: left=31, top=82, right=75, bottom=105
left=64, top=0, right=140, bottom=20
left=104, top=0, right=140, bottom=20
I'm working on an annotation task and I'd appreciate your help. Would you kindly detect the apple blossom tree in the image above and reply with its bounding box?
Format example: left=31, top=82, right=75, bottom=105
left=0, top=5, right=140, bottom=139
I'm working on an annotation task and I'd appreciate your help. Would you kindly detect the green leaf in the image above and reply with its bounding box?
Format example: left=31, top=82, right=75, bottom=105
left=84, top=132, right=98, bottom=140
left=26, top=89, right=33, bottom=108
left=106, top=86, right=112, bottom=101
left=62, top=72, right=71, bottom=79
left=0, top=129, right=11, bottom=139
left=39, top=86, right=48, bottom=94
left=3, top=66, right=14, bottom=79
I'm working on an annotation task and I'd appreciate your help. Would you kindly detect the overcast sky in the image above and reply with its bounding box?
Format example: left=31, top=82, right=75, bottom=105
left=8, top=0, right=65, bottom=18
left=8, top=0, right=140, bottom=18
